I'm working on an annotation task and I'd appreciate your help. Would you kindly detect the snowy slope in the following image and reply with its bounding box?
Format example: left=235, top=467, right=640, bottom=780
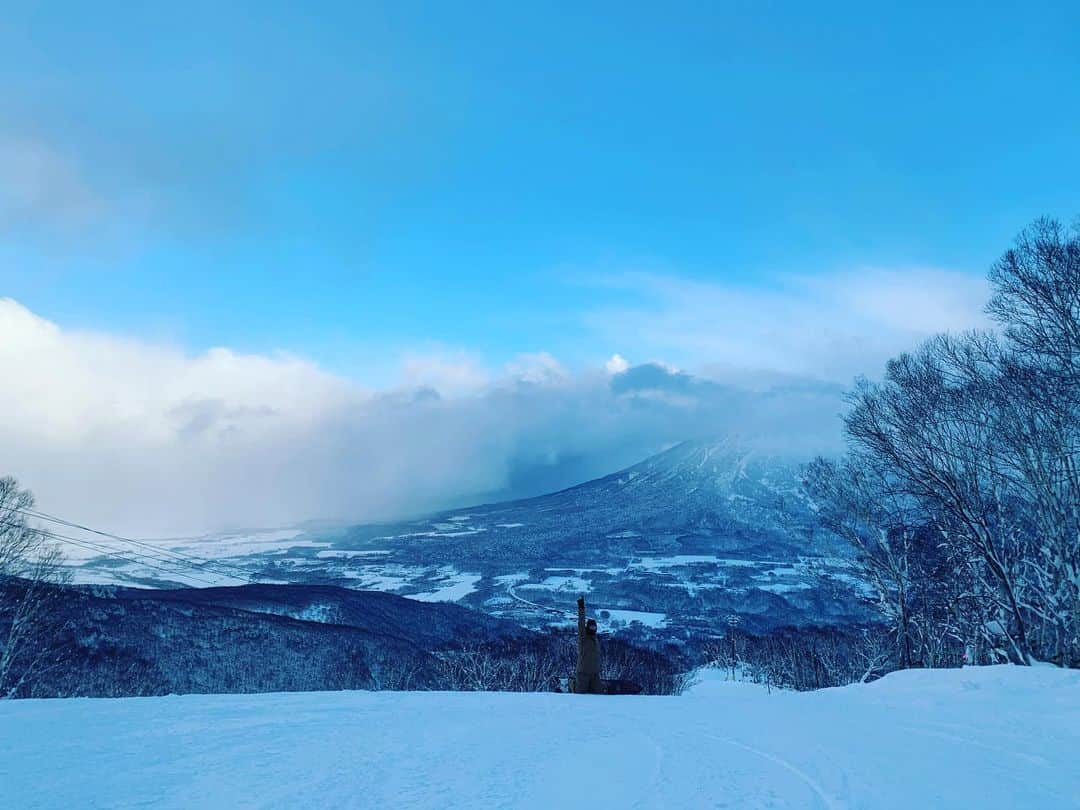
left=3, top=666, right=1077, bottom=809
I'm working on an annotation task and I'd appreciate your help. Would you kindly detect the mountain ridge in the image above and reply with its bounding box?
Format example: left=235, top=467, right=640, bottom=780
left=70, top=439, right=866, bottom=639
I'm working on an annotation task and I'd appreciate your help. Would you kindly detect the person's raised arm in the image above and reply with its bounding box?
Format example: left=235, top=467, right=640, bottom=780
left=577, top=595, right=586, bottom=641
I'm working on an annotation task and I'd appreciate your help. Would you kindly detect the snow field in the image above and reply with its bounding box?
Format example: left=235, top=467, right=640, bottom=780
left=1, top=666, right=1077, bottom=809
left=410, top=569, right=483, bottom=602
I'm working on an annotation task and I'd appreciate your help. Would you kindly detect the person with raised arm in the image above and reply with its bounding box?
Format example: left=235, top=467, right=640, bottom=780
left=574, top=595, right=602, bottom=694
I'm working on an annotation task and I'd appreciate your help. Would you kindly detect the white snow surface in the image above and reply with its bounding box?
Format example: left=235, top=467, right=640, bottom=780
left=533, top=575, right=592, bottom=593
left=409, top=569, right=483, bottom=602
left=2, top=666, right=1078, bottom=809
left=603, top=608, right=668, bottom=628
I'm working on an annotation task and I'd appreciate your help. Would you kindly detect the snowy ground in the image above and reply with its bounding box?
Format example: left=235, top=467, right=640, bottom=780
left=2, top=666, right=1077, bottom=809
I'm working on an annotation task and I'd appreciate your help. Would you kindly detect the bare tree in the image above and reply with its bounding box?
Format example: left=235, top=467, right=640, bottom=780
left=842, top=336, right=1037, bottom=663
left=852, top=628, right=892, bottom=683
left=432, top=639, right=568, bottom=693
left=806, top=217, right=1079, bottom=668
left=986, top=218, right=1080, bottom=665
left=368, top=648, right=427, bottom=691
left=988, top=217, right=1080, bottom=383
left=804, top=456, right=923, bottom=667
left=0, top=477, right=70, bottom=698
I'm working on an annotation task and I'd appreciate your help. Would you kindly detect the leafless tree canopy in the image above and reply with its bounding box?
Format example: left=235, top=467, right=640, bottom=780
left=430, top=633, right=690, bottom=695
left=0, top=476, right=70, bottom=697
left=807, top=218, right=1080, bottom=668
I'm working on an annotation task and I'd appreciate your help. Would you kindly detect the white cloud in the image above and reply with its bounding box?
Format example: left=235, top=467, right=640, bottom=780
left=0, top=298, right=847, bottom=536
left=605, top=353, right=630, bottom=375
left=503, top=352, right=567, bottom=385
left=0, top=266, right=990, bottom=535
left=398, top=348, right=490, bottom=395
left=0, top=299, right=353, bottom=442
left=584, top=267, right=991, bottom=382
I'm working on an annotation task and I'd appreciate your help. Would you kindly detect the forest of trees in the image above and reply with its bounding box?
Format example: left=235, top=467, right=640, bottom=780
left=1, top=481, right=690, bottom=697
left=0, top=477, right=70, bottom=698
left=805, top=217, right=1079, bottom=669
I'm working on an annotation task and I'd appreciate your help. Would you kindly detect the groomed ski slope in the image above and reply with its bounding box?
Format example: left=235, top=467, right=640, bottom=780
left=2, top=666, right=1078, bottom=809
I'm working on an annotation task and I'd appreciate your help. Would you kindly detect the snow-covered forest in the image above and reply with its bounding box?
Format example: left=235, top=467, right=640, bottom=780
left=805, top=218, right=1080, bottom=669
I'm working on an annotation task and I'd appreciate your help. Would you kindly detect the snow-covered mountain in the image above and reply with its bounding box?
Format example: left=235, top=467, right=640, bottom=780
left=5, top=665, right=1077, bottom=808
left=302, top=440, right=867, bottom=637
left=71, top=441, right=868, bottom=639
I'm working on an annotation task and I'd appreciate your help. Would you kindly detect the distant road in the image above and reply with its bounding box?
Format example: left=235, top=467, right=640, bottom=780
left=506, top=581, right=574, bottom=621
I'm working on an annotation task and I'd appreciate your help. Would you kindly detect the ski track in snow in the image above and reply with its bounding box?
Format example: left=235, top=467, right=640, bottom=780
left=897, top=724, right=1051, bottom=767
left=2, top=666, right=1078, bottom=809
left=699, top=733, right=845, bottom=810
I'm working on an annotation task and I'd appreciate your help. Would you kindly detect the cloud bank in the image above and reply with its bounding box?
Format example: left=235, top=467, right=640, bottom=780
left=1, top=260, right=990, bottom=536
left=0, top=297, right=858, bottom=536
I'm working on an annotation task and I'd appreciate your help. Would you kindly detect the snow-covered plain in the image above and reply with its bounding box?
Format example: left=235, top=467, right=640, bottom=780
left=2, top=666, right=1077, bottom=809
left=410, top=570, right=484, bottom=602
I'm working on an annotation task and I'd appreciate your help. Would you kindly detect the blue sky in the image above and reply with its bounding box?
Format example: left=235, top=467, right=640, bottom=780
left=4, top=1, right=1078, bottom=370
left=1, top=2, right=1077, bottom=530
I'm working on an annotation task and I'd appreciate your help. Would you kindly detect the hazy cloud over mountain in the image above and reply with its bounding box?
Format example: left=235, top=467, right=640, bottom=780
left=0, top=297, right=859, bottom=536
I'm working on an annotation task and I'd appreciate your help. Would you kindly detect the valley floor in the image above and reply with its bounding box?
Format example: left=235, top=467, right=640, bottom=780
left=2, top=665, right=1078, bottom=809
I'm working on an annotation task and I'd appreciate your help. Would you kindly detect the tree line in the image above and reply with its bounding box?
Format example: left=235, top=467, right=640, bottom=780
left=805, top=217, right=1079, bottom=668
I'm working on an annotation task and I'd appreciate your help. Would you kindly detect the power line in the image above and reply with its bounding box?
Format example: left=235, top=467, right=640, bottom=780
left=13, top=507, right=254, bottom=584
left=3, top=520, right=223, bottom=587
left=16, top=506, right=252, bottom=579
left=50, top=533, right=220, bottom=587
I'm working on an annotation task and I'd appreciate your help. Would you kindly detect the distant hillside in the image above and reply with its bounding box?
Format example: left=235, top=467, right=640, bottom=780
left=113, top=583, right=528, bottom=649
left=312, top=440, right=868, bottom=637
left=68, top=440, right=872, bottom=641
left=8, top=582, right=528, bottom=698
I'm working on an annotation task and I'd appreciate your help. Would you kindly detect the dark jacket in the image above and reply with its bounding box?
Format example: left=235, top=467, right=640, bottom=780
left=577, top=600, right=600, bottom=675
